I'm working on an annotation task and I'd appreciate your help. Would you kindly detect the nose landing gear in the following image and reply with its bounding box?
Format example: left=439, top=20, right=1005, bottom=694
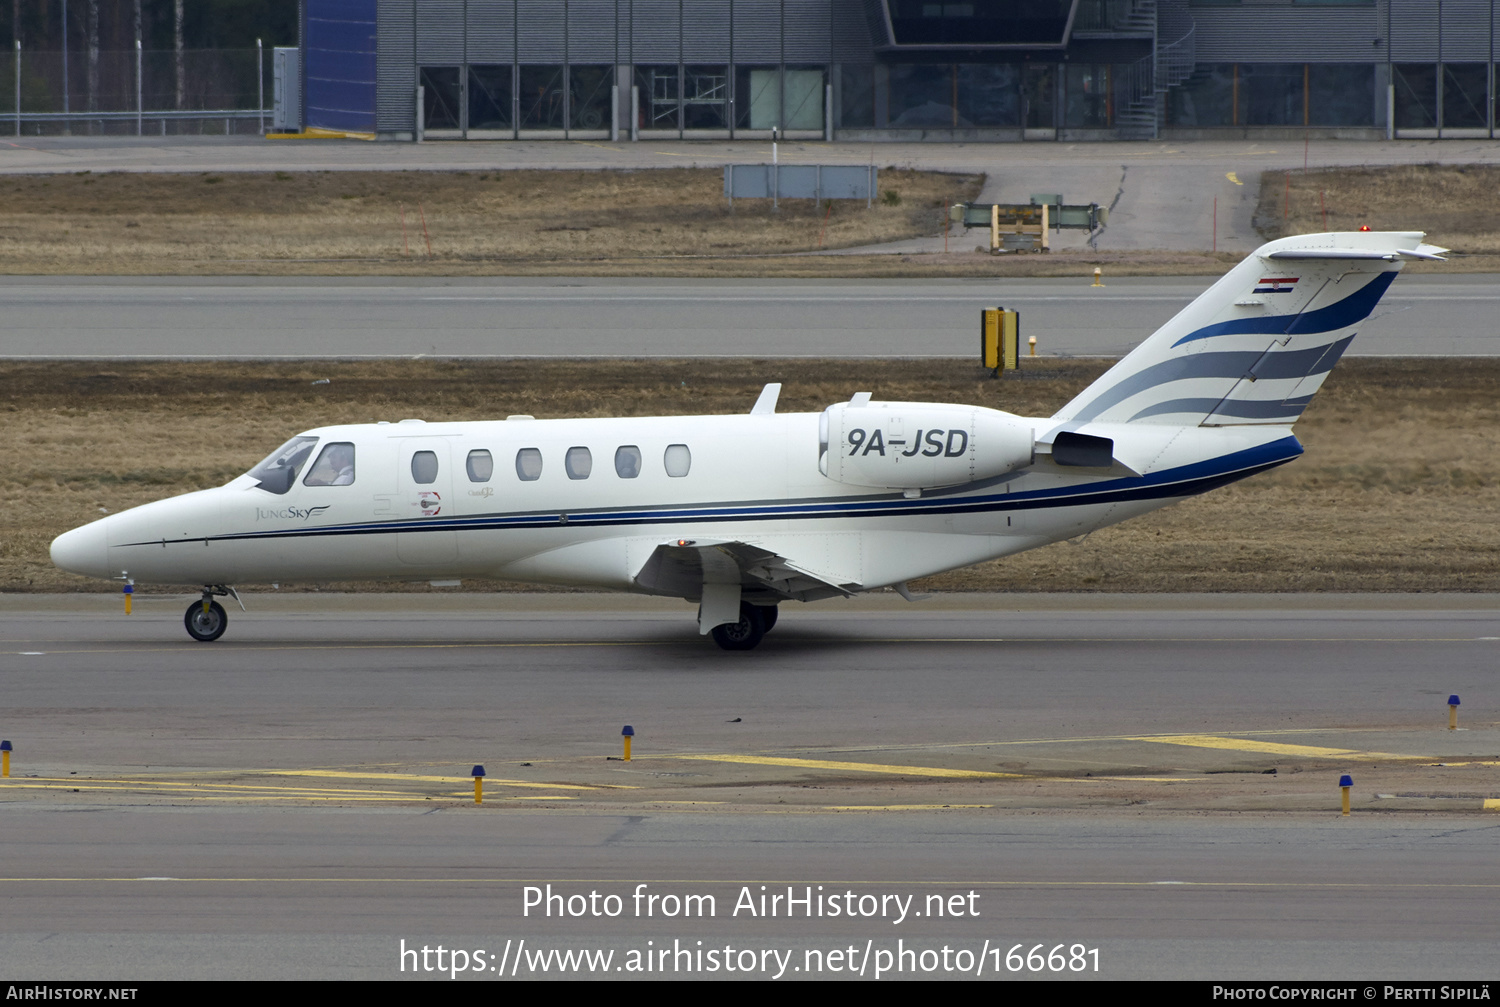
left=183, top=585, right=238, bottom=642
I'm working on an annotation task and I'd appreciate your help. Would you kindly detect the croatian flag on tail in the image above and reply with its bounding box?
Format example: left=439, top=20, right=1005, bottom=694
left=1254, top=276, right=1299, bottom=294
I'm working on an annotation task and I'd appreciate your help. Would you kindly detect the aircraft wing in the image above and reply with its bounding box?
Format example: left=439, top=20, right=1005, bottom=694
left=633, top=538, right=858, bottom=604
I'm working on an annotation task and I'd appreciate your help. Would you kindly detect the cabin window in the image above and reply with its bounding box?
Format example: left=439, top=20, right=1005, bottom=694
left=303, top=442, right=356, bottom=487
left=515, top=448, right=543, bottom=481
left=466, top=449, right=494, bottom=482
left=664, top=443, right=691, bottom=477
left=247, top=435, right=318, bottom=495
left=411, top=450, right=439, bottom=484
left=565, top=446, right=593, bottom=480
left=614, top=445, right=642, bottom=479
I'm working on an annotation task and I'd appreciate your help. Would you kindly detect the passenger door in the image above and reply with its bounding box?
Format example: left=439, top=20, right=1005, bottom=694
left=395, top=438, right=458, bottom=566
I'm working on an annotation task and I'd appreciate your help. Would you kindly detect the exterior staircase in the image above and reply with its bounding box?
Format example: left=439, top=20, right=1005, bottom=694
left=1098, top=0, right=1196, bottom=139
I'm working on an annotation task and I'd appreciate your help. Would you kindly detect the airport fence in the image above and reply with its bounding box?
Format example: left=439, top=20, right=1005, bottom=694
left=1, top=47, right=271, bottom=135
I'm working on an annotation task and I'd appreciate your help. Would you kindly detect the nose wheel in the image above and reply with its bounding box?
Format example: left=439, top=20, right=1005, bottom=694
left=184, top=596, right=228, bottom=642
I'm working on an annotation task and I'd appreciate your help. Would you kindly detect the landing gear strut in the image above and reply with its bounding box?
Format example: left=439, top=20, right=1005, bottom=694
left=184, top=586, right=233, bottom=642
left=710, top=602, right=778, bottom=651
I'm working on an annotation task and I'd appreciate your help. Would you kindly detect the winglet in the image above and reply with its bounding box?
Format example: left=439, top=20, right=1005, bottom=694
left=750, top=383, right=782, bottom=415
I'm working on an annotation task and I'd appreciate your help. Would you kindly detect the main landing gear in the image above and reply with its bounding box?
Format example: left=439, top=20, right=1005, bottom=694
left=184, top=585, right=236, bottom=642
left=710, top=602, right=778, bottom=652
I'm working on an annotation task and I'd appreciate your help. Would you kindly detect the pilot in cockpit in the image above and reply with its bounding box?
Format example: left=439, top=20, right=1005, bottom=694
left=304, top=442, right=356, bottom=487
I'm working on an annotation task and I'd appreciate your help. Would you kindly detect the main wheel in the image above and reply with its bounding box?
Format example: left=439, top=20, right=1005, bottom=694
left=710, top=602, right=765, bottom=651
left=184, top=600, right=228, bottom=642
left=759, top=605, right=779, bottom=632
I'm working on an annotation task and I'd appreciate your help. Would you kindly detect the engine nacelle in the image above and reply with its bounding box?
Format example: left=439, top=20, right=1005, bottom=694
left=818, top=400, right=1035, bottom=490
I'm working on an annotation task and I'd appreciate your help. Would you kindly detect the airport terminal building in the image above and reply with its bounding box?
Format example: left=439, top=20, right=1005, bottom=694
left=295, top=0, right=1499, bottom=141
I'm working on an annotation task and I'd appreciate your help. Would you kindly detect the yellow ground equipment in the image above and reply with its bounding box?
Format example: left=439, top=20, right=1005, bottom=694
left=952, top=195, right=1108, bottom=254
left=981, top=308, right=1020, bottom=376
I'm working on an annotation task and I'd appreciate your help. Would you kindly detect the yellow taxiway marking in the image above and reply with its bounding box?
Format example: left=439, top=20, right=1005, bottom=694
left=1135, top=735, right=1358, bottom=757
left=251, top=769, right=602, bottom=790
left=10, top=777, right=420, bottom=796
left=1131, top=735, right=1410, bottom=760
left=824, top=804, right=994, bottom=810
left=1226, top=171, right=1243, bottom=185
left=677, top=754, right=1020, bottom=779
left=4, top=777, right=586, bottom=802
left=654, top=723, right=1466, bottom=761
left=1485, top=799, right=1500, bottom=811
left=1052, top=776, right=1219, bottom=784
left=0, top=783, right=480, bottom=802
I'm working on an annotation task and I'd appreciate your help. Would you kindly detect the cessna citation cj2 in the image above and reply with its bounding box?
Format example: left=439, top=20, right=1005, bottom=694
left=52, top=232, right=1441, bottom=650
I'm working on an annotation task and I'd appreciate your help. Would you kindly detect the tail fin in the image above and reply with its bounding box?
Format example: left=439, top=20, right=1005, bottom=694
left=1053, top=231, right=1446, bottom=427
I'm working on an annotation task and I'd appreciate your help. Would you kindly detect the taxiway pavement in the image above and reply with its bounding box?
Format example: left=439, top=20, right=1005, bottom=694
left=0, top=595, right=1495, bottom=979
left=2, top=273, right=1493, bottom=358
left=4, top=136, right=1500, bottom=256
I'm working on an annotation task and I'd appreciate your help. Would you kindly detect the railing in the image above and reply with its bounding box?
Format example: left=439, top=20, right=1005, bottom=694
left=1112, top=5, right=1197, bottom=137
left=1113, top=53, right=1157, bottom=125
left=8, top=108, right=267, bottom=135
left=1072, top=0, right=1155, bottom=32
left=4, top=46, right=271, bottom=136
left=1158, top=24, right=1197, bottom=89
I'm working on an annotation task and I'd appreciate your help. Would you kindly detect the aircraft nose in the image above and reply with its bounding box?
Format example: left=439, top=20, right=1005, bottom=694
left=50, top=519, right=113, bottom=580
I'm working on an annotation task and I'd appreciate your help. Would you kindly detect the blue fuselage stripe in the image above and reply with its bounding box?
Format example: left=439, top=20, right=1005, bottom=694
left=124, top=437, right=1304, bottom=548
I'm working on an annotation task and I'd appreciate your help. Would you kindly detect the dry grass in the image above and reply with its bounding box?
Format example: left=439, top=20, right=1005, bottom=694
left=1254, top=163, right=1500, bottom=268
left=6, top=357, right=1497, bottom=594
left=0, top=167, right=987, bottom=273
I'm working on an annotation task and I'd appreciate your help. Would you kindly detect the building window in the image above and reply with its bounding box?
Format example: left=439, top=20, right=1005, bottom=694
left=735, top=66, right=778, bottom=130
left=570, top=65, right=613, bottom=131
left=1239, top=64, right=1304, bottom=126
left=468, top=66, right=512, bottom=131
left=1394, top=64, right=1437, bottom=129
left=636, top=65, right=680, bottom=131
left=1444, top=64, right=1488, bottom=129
left=684, top=66, right=729, bottom=129
left=840, top=65, right=875, bottom=128
left=1168, top=63, right=1235, bottom=126
left=1022, top=64, right=1057, bottom=129
left=784, top=67, right=826, bottom=130
left=889, top=64, right=956, bottom=128
left=1308, top=65, right=1375, bottom=127
left=960, top=64, right=1020, bottom=127
left=520, top=65, right=566, bottom=130
left=420, top=67, right=462, bottom=131
left=1064, top=64, right=1112, bottom=128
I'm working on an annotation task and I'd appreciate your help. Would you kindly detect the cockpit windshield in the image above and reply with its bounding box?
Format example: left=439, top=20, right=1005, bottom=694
left=246, top=435, right=318, bottom=495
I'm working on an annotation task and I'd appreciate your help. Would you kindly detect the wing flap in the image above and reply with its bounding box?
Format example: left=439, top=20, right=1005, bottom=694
left=633, top=538, right=858, bottom=603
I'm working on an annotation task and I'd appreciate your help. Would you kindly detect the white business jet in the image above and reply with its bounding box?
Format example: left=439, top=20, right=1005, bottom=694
left=51, top=231, right=1442, bottom=649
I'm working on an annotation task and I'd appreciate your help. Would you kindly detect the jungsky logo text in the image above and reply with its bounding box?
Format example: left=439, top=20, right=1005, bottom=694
left=255, top=505, right=331, bottom=522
